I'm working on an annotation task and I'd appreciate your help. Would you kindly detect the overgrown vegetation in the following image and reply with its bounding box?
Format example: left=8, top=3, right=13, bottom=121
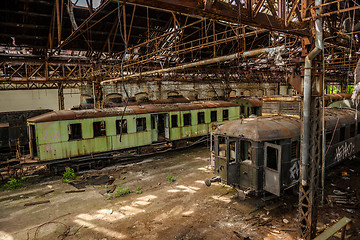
left=135, top=186, right=142, bottom=194
left=107, top=183, right=132, bottom=199
left=62, top=168, right=75, bottom=183
left=166, top=174, right=176, bottom=183
left=1, top=178, right=27, bottom=190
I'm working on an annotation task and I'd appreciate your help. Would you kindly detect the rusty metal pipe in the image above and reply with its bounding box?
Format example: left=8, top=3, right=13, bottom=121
left=101, top=45, right=285, bottom=84
left=301, top=0, right=323, bottom=186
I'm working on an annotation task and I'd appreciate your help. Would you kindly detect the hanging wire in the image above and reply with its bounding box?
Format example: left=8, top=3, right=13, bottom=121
left=117, top=1, right=130, bottom=142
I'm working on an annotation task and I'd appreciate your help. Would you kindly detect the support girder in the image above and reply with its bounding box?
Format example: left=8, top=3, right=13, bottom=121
left=114, top=0, right=310, bottom=37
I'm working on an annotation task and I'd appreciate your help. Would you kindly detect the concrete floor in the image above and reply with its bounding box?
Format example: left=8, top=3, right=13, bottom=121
left=0, top=146, right=359, bottom=240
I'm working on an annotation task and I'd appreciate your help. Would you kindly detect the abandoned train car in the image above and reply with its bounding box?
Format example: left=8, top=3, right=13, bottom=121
left=27, top=101, right=240, bottom=164
left=210, top=107, right=360, bottom=196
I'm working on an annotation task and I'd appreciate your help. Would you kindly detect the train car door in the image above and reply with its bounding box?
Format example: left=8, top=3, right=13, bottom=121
left=151, top=115, right=158, bottom=142
left=226, top=138, right=240, bottom=185
left=164, top=114, right=170, bottom=139
left=263, top=143, right=281, bottom=196
left=29, top=125, right=38, bottom=157
left=152, top=114, right=170, bottom=141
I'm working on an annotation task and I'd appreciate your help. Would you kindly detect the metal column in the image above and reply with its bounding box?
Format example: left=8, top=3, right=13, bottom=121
left=58, top=82, right=64, bottom=110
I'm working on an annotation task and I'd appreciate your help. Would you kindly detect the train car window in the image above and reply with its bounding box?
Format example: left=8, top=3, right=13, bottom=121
left=183, top=113, right=191, bottom=126
left=93, top=121, right=106, bottom=137
left=171, top=115, right=178, bottom=128
left=358, top=122, right=360, bottom=134
left=116, top=119, right=127, bottom=134
left=211, top=111, right=217, bottom=122
left=290, top=141, right=299, bottom=159
left=339, top=127, right=346, bottom=141
left=240, top=106, right=245, bottom=115
left=240, top=140, right=251, bottom=161
left=136, top=118, right=147, bottom=132
left=229, top=141, right=236, bottom=163
left=68, top=123, right=82, bottom=140
left=266, top=147, right=278, bottom=170
left=223, top=109, right=229, bottom=121
left=218, top=136, right=226, bottom=157
left=198, top=112, right=205, bottom=124
left=350, top=124, right=355, bottom=138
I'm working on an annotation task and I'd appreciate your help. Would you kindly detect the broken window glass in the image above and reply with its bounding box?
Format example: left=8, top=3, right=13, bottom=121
left=136, top=117, right=147, bottom=132
left=93, top=121, right=106, bottom=137
left=116, top=119, right=127, bottom=134
left=68, top=123, right=82, bottom=140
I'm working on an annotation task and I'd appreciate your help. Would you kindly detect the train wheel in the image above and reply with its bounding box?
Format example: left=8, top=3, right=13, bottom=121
left=95, top=160, right=104, bottom=170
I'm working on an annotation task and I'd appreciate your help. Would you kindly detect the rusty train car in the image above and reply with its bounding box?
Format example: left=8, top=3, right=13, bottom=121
left=26, top=101, right=240, bottom=170
left=209, top=107, right=359, bottom=196
left=0, top=109, right=52, bottom=161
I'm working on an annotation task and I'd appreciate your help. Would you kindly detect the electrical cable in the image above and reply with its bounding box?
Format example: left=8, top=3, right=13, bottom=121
left=117, top=1, right=130, bottom=142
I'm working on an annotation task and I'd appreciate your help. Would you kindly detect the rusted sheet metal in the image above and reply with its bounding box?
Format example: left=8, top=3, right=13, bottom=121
left=231, top=97, right=262, bottom=107
left=214, top=108, right=358, bottom=141
left=324, top=107, right=357, bottom=130
left=263, top=95, right=301, bottom=102
left=214, top=116, right=301, bottom=141
left=247, top=98, right=262, bottom=107
left=28, top=101, right=239, bottom=123
left=324, top=93, right=352, bottom=101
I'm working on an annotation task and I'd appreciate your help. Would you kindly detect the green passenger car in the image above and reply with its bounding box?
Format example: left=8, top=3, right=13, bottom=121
left=27, top=101, right=241, bottom=162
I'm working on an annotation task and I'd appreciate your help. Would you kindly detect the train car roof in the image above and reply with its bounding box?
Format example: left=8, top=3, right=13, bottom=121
left=231, top=97, right=262, bottom=107
left=214, top=107, right=358, bottom=141
left=214, top=116, right=301, bottom=141
left=324, top=107, right=357, bottom=130
left=28, top=101, right=238, bottom=123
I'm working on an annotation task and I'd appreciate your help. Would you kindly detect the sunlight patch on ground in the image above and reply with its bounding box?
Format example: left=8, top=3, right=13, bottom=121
left=197, top=167, right=211, bottom=173
left=132, top=200, right=152, bottom=206
left=74, top=219, right=127, bottom=239
left=135, top=195, right=157, bottom=202
left=167, top=189, right=181, bottom=193
left=182, top=210, right=194, bottom=216
left=131, top=194, right=157, bottom=207
left=76, top=194, right=157, bottom=224
left=0, top=231, right=14, bottom=240
left=169, top=205, right=184, bottom=215
left=194, top=180, right=205, bottom=184
left=77, top=210, right=125, bottom=222
left=119, top=205, right=144, bottom=215
left=167, top=185, right=201, bottom=193
left=212, top=195, right=231, bottom=203
left=175, top=185, right=197, bottom=193
left=264, top=232, right=295, bottom=240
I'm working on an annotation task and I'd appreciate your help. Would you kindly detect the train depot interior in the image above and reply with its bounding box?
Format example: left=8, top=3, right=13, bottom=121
left=1, top=0, right=360, bottom=239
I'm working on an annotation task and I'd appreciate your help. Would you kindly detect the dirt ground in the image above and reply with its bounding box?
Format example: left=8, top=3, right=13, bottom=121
left=0, top=146, right=359, bottom=240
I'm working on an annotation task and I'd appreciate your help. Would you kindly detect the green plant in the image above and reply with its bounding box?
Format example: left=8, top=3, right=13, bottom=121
left=135, top=186, right=142, bottom=194
left=1, top=178, right=26, bottom=190
left=62, top=168, right=75, bottom=183
left=166, top=174, right=176, bottom=183
left=108, top=184, right=132, bottom=200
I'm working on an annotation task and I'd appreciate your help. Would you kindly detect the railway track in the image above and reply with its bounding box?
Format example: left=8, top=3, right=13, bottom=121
left=0, top=136, right=209, bottom=181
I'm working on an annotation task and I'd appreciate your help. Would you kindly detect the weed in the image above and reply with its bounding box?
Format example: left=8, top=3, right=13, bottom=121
left=166, top=174, right=176, bottom=183
left=1, top=178, right=26, bottom=190
left=107, top=184, right=132, bottom=199
left=135, top=186, right=142, bottom=194
left=62, top=168, right=75, bottom=183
